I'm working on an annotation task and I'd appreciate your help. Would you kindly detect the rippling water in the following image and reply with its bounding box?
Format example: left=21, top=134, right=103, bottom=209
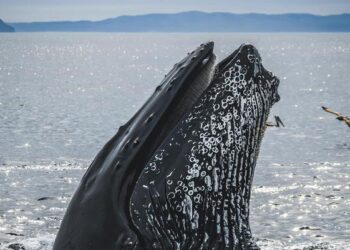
left=0, top=33, right=349, bottom=249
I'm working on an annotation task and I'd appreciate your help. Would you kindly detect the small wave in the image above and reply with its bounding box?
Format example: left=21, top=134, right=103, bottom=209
left=257, top=239, right=349, bottom=250
left=0, top=234, right=54, bottom=250
left=2, top=237, right=348, bottom=250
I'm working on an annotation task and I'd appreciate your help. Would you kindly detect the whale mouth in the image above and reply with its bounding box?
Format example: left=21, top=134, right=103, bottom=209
left=156, top=43, right=280, bottom=145
left=134, top=43, right=281, bottom=178
left=152, top=42, right=216, bottom=142
left=125, top=42, right=217, bottom=173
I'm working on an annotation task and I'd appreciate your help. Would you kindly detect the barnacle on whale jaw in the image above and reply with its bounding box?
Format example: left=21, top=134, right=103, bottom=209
left=217, top=43, right=280, bottom=105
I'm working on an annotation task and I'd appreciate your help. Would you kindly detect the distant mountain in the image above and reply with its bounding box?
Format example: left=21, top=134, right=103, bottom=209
left=10, top=11, right=350, bottom=32
left=0, top=19, right=15, bottom=32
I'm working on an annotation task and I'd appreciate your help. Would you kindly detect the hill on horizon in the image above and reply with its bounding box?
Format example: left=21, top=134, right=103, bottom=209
left=9, top=11, right=350, bottom=32
left=0, top=19, right=15, bottom=32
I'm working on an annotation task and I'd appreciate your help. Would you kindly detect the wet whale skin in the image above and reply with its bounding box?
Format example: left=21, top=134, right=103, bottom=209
left=54, top=43, right=280, bottom=250
left=53, top=42, right=216, bottom=250
left=131, top=44, right=280, bottom=249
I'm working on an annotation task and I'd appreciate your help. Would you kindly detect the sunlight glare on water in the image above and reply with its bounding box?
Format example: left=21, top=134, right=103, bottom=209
left=0, top=33, right=349, bottom=249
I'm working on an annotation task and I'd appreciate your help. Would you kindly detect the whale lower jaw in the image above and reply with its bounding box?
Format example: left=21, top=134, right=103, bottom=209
left=130, top=44, right=279, bottom=249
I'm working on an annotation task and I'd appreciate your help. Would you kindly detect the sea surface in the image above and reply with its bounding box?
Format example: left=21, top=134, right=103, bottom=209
left=0, top=33, right=349, bottom=250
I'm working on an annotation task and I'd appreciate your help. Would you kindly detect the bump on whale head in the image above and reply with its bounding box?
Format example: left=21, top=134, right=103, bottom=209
left=216, top=43, right=280, bottom=106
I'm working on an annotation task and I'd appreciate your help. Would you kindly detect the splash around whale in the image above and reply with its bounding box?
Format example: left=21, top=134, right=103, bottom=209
left=53, top=42, right=280, bottom=250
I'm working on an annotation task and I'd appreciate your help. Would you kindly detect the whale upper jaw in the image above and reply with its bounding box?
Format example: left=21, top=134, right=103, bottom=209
left=53, top=42, right=217, bottom=250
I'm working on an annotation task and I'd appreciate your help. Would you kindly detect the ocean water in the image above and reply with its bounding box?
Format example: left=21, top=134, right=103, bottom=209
left=0, top=33, right=349, bottom=249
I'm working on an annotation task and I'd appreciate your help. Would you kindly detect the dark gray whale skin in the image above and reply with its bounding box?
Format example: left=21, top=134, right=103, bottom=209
left=54, top=43, right=280, bottom=250
left=130, top=44, right=280, bottom=249
left=53, top=42, right=216, bottom=250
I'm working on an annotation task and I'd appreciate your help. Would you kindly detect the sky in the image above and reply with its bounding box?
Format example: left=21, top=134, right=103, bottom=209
left=0, top=0, right=349, bottom=22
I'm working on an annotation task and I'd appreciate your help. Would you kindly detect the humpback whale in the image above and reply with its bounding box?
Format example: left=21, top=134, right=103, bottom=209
left=54, top=42, right=280, bottom=250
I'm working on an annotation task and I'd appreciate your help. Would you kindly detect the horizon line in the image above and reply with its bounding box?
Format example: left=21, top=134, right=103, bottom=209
left=7, top=10, right=350, bottom=24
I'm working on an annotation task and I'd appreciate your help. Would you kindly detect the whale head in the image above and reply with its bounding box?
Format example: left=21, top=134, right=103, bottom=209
left=130, top=44, right=280, bottom=249
left=54, top=42, right=280, bottom=250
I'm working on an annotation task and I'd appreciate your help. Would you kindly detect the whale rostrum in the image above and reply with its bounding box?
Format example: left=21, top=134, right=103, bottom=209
left=53, top=42, right=280, bottom=250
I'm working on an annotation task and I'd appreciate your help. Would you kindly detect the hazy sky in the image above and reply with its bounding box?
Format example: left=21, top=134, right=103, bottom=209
left=1, top=0, right=349, bottom=22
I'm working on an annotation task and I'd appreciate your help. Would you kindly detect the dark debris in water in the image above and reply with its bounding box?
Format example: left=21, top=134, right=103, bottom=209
left=301, top=243, right=332, bottom=250
left=5, top=233, right=24, bottom=237
left=299, top=226, right=321, bottom=231
left=335, top=143, right=350, bottom=150
left=7, top=243, right=25, bottom=250
left=37, top=197, right=55, bottom=201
